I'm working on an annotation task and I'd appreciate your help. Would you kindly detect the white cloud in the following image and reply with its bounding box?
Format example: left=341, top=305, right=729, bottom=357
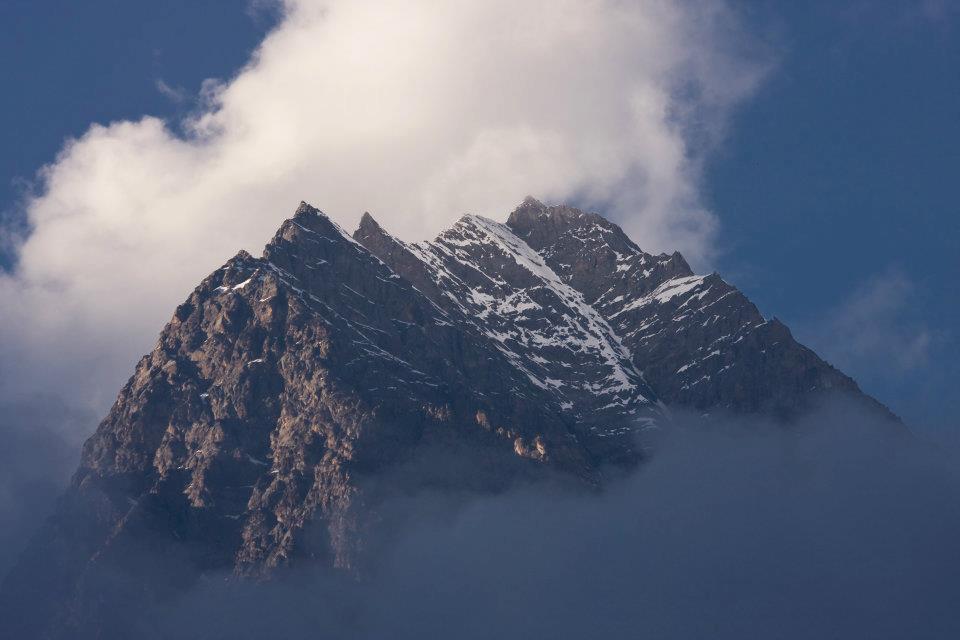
left=0, top=0, right=766, bottom=412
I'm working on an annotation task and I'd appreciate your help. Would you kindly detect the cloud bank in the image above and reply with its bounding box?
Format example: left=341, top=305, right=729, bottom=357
left=0, top=0, right=765, bottom=414
left=128, top=402, right=959, bottom=640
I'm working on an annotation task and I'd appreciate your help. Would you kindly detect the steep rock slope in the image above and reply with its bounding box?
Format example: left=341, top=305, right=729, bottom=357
left=504, top=197, right=891, bottom=418
left=2, top=198, right=898, bottom=638
left=359, top=197, right=894, bottom=423
left=0, top=204, right=593, bottom=639
left=356, top=212, right=661, bottom=460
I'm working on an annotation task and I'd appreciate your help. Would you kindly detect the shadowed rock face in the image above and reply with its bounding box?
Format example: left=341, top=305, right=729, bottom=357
left=1, top=199, right=897, bottom=638
left=360, top=196, right=895, bottom=422
left=502, top=198, right=891, bottom=419
left=358, top=208, right=663, bottom=462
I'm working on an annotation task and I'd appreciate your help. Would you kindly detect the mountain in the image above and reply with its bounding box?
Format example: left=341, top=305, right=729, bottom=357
left=0, top=199, right=898, bottom=638
left=360, top=197, right=894, bottom=421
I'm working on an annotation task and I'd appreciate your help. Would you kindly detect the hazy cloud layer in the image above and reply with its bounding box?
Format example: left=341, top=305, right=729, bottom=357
left=0, top=0, right=766, bottom=415
left=133, top=402, right=960, bottom=640
left=0, top=396, right=93, bottom=576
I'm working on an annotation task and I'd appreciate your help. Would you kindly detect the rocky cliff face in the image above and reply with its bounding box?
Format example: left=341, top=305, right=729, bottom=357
left=503, top=197, right=883, bottom=418
left=1, top=199, right=897, bottom=638
left=355, top=209, right=661, bottom=463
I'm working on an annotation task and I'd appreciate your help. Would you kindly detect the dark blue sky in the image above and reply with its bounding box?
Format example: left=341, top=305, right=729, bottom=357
left=713, top=1, right=960, bottom=440
left=0, top=0, right=276, bottom=247
left=0, top=1, right=956, bottom=439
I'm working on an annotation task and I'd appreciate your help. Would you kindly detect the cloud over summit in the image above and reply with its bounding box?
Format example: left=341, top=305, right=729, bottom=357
left=0, top=0, right=766, bottom=412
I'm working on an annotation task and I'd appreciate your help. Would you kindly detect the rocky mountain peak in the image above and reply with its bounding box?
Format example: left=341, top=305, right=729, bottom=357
left=357, top=210, right=383, bottom=236
left=507, top=199, right=688, bottom=267
left=279, top=201, right=355, bottom=246
left=1, top=198, right=902, bottom=639
left=508, top=198, right=606, bottom=245
left=505, top=195, right=548, bottom=222
left=293, top=199, right=321, bottom=217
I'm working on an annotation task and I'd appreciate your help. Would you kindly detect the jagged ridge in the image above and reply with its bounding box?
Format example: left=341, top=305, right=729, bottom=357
left=1, top=198, right=899, bottom=638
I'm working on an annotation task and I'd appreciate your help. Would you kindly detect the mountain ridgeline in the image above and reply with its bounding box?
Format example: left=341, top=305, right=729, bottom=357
left=0, top=198, right=898, bottom=638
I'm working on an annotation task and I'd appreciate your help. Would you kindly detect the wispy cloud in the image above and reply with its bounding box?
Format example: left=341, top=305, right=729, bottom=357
left=155, top=78, right=188, bottom=104
left=804, top=269, right=939, bottom=377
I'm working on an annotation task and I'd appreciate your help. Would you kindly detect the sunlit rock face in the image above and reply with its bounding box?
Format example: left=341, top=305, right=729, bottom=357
left=1, top=199, right=896, bottom=638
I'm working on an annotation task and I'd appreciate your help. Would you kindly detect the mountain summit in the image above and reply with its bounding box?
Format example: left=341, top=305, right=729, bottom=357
left=1, top=199, right=897, bottom=638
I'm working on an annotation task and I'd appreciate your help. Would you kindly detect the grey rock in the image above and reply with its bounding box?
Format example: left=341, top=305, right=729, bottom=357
left=0, top=198, right=899, bottom=638
left=504, top=197, right=895, bottom=420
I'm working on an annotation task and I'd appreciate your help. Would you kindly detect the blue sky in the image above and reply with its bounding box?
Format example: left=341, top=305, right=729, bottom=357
left=712, top=1, right=960, bottom=440
left=0, top=0, right=275, bottom=252
left=0, top=1, right=956, bottom=439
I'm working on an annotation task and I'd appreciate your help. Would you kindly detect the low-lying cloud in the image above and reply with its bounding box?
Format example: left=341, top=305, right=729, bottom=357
left=0, top=396, right=93, bottom=577
left=132, top=401, right=960, bottom=640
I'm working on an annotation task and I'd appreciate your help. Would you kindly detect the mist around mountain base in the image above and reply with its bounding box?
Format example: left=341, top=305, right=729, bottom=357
left=4, top=395, right=953, bottom=640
